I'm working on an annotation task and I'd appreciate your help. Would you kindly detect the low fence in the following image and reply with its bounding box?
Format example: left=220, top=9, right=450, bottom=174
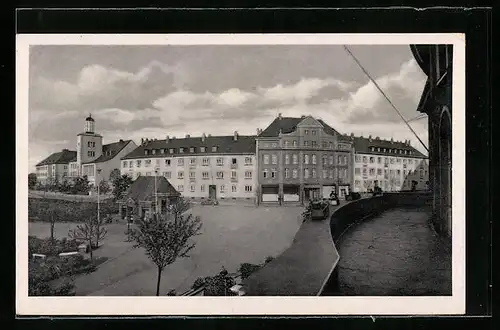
left=319, top=191, right=432, bottom=295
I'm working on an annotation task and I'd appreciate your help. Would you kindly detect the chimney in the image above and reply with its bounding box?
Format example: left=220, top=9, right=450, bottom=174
left=350, top=133, right=354, bottom=137
left=278, top=113, right=282, bottom=119
left=141, top=138, right=144, bottom=145
left=172, top=136, right=176, bottom=139
left=408, top=139, right=411, bottom=146
left=376, top=136, right=380, bottom=140
left=233, top=131, right=238, bottom=141
left=166, top=135, right=170, bottom=143
left=119, top=139, right=123, bottom=142
left=208, top=134, right=212, bottom=137
left=301, top=115, right=306, bottom=119
left=368, top=135, right=372, bottom=141
left=202, top=133, right=206, bottom=142
left=391, top=137, right=394, bottom=143
left=185, top=134, right=190, bottom=138
left=278, top=128, right=283, bottom=136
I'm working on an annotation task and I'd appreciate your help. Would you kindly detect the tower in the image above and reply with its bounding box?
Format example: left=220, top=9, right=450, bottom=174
left=77, top=114, right=103, bottom=165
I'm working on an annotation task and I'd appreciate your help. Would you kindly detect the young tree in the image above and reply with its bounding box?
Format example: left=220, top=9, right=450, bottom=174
left=28, top=173, right=37, bottom=190
left=68, top=216, right=107, bottom=260
left=131, top=199, right=202, bottom=296
left=112, top=174, right=134, bottom=201
left=109, top=168, right=121, bottom=183
left=99, top=180, right=111, bottom=195
left=38, top=199, right=59, bottom=242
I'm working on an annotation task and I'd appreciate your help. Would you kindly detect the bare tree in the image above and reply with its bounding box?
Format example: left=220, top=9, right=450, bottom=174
left=131, top=198, right=202, bottom=296
left=68, top=216, right=107, bottom=260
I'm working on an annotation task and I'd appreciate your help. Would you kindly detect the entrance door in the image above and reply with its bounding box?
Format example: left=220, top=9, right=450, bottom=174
left=208, top=185, right=217, bottom=199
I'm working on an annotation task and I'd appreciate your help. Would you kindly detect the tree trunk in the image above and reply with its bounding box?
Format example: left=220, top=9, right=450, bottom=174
left=50, top=216, right=55, bottom=242
left=156, top=266, right=162, bottom=296
left=88, top=238, right=93, bottom=260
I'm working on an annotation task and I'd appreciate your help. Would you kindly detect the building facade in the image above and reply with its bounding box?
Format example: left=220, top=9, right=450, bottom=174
left=120, top=132, right=257, bottom=201
left=35, top=115, right=137, bottom=187
left=411, top=44, right=452, bottom=237
left=256, top=115, right=354, bottom=204
left=350, top=135, right=429, bottom=193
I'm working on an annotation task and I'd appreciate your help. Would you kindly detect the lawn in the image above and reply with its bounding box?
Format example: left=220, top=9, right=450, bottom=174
left=28, top=204, right=303, bottom=296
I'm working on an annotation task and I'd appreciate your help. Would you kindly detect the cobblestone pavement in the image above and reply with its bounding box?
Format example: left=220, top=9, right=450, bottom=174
left=336, top=207, right=452, bottom=296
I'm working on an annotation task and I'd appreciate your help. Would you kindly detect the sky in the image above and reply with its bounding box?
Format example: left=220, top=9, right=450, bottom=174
left=28, top=44, right=429, bottom=172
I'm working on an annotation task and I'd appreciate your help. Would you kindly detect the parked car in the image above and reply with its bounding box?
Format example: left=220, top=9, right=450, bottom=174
left=310, top=200, right=329, bottom=220
left=345, top=192, right=362, bottom=201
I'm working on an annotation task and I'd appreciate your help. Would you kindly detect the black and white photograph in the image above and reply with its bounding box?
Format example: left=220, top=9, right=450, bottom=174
left=16, top=33, right=465, bottom=315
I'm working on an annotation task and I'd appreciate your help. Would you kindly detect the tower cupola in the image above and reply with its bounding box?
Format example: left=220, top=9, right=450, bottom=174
left=85, top=114, right=95, bottom=133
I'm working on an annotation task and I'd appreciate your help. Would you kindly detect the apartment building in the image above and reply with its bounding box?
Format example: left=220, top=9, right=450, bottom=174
left=256, top=114, right=354, bottom=204
left=350, top=135, right=429, bottom=193
left=35, top=115, right=137, bottom=186
left=120, top=132, right=257, bottom=200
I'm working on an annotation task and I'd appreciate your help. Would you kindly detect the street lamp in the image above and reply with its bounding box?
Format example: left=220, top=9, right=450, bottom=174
left=97, top=168, right=102, bottom=226
left=154, top=168, right=159, bottom=215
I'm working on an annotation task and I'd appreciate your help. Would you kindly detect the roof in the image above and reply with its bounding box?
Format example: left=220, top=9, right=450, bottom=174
left=85, top=114, right=95, bottom=122
left=121, top=135, right=256, bottom=160
left=349, top=136, right=427, bottom=158
left=120, top=176, right=180, bottom=202
left=258, top=116, right=340, bottom=137
left=83, top=140, right=132, bottom=164
left=36, top=149, right=77, bottom=167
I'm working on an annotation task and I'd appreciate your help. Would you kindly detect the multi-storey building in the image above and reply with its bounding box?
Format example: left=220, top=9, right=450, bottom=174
left=35, top=149, right=77, bottom=185
left=350, top=135, right=429, bottom=193
left=256, top=114, right=354, bottom=204
left=35, top=115, right=137, bottom=186
left=120, top=132, right=257, bottom=201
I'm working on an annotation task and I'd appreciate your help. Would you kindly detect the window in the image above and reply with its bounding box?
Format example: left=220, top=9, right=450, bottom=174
left=322, top=141, right=328, bottom=148
left=178, top=171, right=184, bottom=179
left=284, top=168, right=290, bottom=178
left=189, top=147, right=195, bottom=153
left=312, top=155, right=317, bottom=164
left=403, top=170, right=407, bottom=176
left=212, top=146, right=218, bottom=152
left=190, top=158, right=196, bottom=165
left=179, top=148, right=184, bottom=153
left=312, top=130, right=316, bottom=136
left=322, top=156, right=327, bottom=165
left=271, top=169, right=277, bottom=178
left=271, top=154, right=277, bottom=165
left=284, top=140, right=289, bottom=148
left=263, top=169, right=269, bottom=178
left=403, top=159, right=407, bottom=164
left=178, top=185, right=184, bottom=192
left=145, top=159, right=152, bottom=167
left=363, top=156, right=367, bottom=163
left=163, top=171, right=171, bottom=179
left=244, top=157, right=252, bottom=165
left=377, top=157, right=382, bottom=164
left=355, top=155, right=361, bottom=163
left=292, top=154, right=298, bottom=164
left=245, top=185, right=253, bottom=192
left=178, top=158, right=184, bottom=166
left=304, top=141, right=309, bottom=147
left=377, top=169, right=382, bottom=175
left=161, top=149, right=165, bottom=154
left=230, top=185, right=237, bottom=193
left=312, top=169, right=317, bottom=178
left=232, top=158, right=237, bottom=165
left=216, top=171, right=224, bottom=179
left=370, top=157, right=375, bottom=163
left=397, top=158, right=401, bottom=163
left=292, top=140, right=298, bottom=147
left=123, top=161, right=128, bottom=168
left=362, top=168, right=367, bottom=175
left=216, top=157, right=224, bottom=166
left=189, top=171, right=196, bottom=179
left=409, top=159, right=413, bottom=164
left=390, top=158, right=395, bottom=164
left=220, top=185, right=225, bottom=193
left=169, top=148, right=174, bottom=154
left=201, top=185, right=206, bottom=192
left=304, top=169, right=310, bottom=179
left=190, top=184, right=196, bottom=192
left=329, top=170, right=334, bottom=179
left=304, top=154, right=309, bottom=164
left=202, top=172, right=209, bottom=179
left=329, top=155, right=334, bottom=165
left=369, top=168, right=375, bottom=176
left=271, top=143, right=278, bottom=148
left=202, top=158, right=210, bottom=166
left=311, top=141, right=317, bottom=148
left=355, top=168, right=360, bottom=175
left=285, top=154, right=290, bottom=165
left=292, top=169, right=298, bottom=179
left=322, top=170, right=328, bottom=179
left=245, top=171, right=252, bottom=179
left=329, top=142, right=334, bottom=149
left=304, top=129, right=309, bottom=135
left=231, top=171, right=237, bottom=179
left=343, top=156, right=348, bottom=164
left=263, top=155, right=270, bottom=164
left=152, top=149, right=156, bottom=155
left=200, top=147, right=206, bottom=152
left=136, top=160, right=142, bottom=167
left=156, top=159, right=160, bottom=166
left=165, top=159, right=171, bottom=166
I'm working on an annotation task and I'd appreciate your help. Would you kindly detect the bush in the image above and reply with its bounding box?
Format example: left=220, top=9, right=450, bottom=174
left=238, top=263, right=262, bottom=280
left=166, top=289, right=177, bottom=296
left=203, top=269, right=236, bottom=296
left=264, top=256, right=275, bottom=264
left=191, top=277, right=206, bottom=290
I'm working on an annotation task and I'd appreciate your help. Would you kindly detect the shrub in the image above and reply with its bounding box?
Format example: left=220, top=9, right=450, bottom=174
left=203, top=268, right=236, bottom=296
left=264, top=256, right=275, bottom=264
left=238, top=263, right=261, bottom=280
left=191, top=277, right=206, bottom=290
left=166, top=289, right=177, bottom=296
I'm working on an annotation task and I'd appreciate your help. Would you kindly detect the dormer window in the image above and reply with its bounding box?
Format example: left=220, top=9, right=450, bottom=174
left=179, top=147, right=184, bottom=153
left=169, top=148, right=174, bottom=154
left=152, top=149, right=156, bottom=155
left=190, top=147, right=195, bottom=153
left=144, top=150, right=149, bottom=155
left=212, top=146, right=218, bottom=152
left=200, top=147, right=206, bottom=152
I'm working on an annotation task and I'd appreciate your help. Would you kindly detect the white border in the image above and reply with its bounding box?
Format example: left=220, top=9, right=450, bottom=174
left=16, top=33, right=466, bottom=316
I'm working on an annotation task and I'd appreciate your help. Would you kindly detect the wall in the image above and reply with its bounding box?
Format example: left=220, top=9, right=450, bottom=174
left=89, top=141, right=138, bottom=186
left=121, top=154, right=257, bottom=200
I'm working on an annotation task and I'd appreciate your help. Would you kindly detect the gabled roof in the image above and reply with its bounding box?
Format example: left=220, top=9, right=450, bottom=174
left=83, top=140, right=133, bottom=164
left=258, top=116, right=340, bottom=138
left=120, top=176, right=180, bottom=202
left=350, top=136, right=427, bottom=158
left=121, top=135, right=256, bottom=160
left=36, top=149, right=77, bottom=167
